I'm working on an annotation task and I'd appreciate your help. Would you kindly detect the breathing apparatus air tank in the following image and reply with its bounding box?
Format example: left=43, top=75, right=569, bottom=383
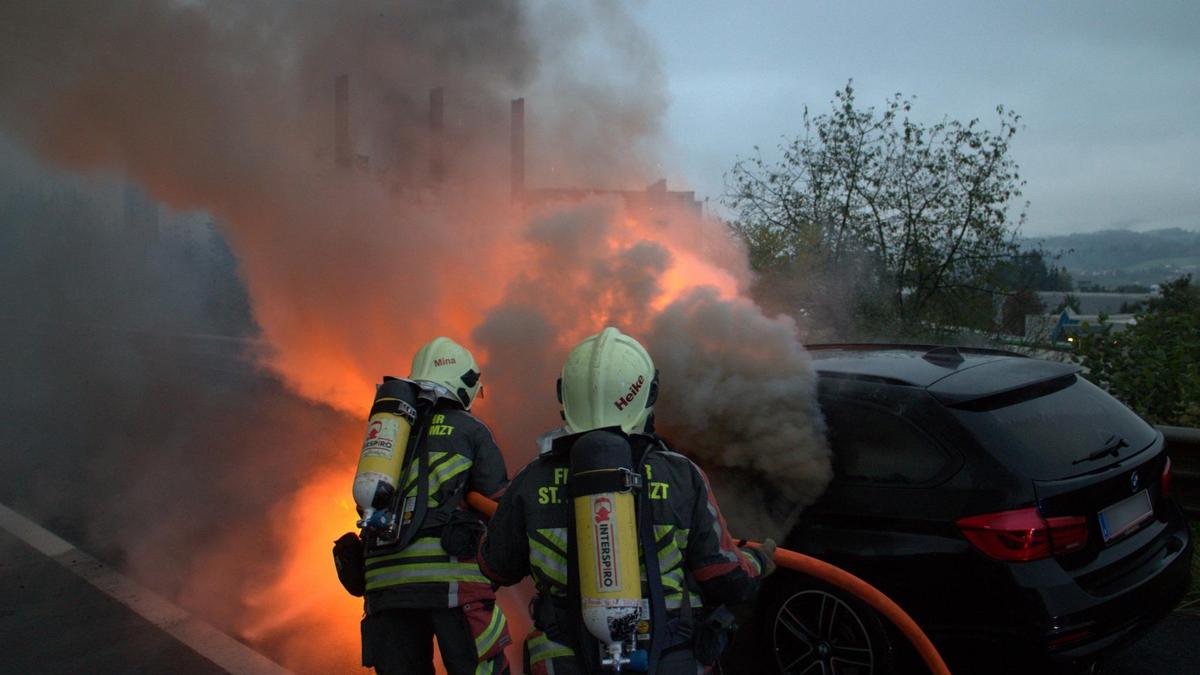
left=352, top=378, right=419, bottom=531
left=571, top=430, right=645, bottom=671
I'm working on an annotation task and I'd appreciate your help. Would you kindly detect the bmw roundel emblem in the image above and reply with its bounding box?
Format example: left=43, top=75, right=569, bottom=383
left=1130, top=471, right=1140, bottom=492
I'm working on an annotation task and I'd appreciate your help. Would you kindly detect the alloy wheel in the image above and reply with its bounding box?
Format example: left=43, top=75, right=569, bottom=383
left=772, top=589, right=876, bottom=675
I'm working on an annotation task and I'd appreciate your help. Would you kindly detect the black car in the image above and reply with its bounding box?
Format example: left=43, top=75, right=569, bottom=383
left=729, top=344, right=1192, bottom=675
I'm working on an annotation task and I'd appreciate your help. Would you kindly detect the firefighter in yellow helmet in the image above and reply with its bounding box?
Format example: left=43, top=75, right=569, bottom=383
left=477, top=327, right=776, bottom=673
left=336, top=337, right=511, bottom=675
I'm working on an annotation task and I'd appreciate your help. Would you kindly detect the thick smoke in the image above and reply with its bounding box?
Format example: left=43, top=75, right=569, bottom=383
left=648, top=289, right=830, bottom=539
left=0, top=2, right=829, bottom=672
left=469, top=198, right=830, bottom=537
left=0, top=0, right=667, bottom=414
left=0, top=154, right=364, bottom=674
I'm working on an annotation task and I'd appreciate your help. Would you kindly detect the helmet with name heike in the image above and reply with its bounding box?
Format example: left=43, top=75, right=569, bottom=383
left=559, top=327, right=657, bottom=435
left=409, top=337, right=482, bottom=410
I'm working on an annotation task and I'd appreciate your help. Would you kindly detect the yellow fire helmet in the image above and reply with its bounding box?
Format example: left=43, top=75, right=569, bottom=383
left=409, top=337, right=482, bottom=410
left=559, top=327, right=658, bottom=435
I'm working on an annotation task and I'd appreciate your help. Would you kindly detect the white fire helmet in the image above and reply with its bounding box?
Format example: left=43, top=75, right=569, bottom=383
left=409, top=337, right=482, bottom=410
left=559, top=327, right=658, bottom=435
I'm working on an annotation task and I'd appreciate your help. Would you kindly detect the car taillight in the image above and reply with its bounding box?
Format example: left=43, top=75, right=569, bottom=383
left=1162, top=456, right=1172, bottom=499
left=956, top=507, right=1088, bottom=562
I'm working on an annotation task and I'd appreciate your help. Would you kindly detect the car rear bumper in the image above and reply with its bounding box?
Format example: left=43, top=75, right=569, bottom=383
left=922, top=503, right=1191, bottom=669
left=1042, top=504, right=1192, bottom=663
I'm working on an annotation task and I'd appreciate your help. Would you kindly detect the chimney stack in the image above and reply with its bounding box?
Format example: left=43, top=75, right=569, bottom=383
left=335, top=74, right=351, bottom=169
left=429, top=87, right=444, bottom=183
left=510, top=98, right=525, bottom=201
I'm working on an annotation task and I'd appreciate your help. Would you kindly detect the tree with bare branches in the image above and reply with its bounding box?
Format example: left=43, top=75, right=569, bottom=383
left=727, top=82, right=1028, bottom=337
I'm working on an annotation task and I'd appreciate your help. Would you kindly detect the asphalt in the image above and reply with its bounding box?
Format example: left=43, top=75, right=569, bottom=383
left=0, top=526, right=227, bottom=675
left=1103, top=612, right=1200, bottom=674
left=1, top=513, right=1198, bottom=675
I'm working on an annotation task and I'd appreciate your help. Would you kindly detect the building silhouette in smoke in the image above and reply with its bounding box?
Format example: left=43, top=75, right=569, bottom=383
left=332, top=74, right=702, bottom=217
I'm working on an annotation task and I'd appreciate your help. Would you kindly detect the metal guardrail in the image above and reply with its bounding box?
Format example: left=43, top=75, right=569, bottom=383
left=1160, top=426, right=1200, bottom=519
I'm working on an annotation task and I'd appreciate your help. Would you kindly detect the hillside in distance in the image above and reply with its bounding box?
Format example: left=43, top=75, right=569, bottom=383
left=1024, top=228, right=1200, bottom=287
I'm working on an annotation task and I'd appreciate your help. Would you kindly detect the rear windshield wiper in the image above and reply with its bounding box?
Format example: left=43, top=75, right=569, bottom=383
left=1072, top=434, right=1128, bottom=464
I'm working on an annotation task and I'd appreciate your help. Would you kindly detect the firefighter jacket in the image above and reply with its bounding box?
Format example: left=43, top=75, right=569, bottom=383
left=476, top=433, right=767, bottom=663
left=363, top=402, right=508, bottom=615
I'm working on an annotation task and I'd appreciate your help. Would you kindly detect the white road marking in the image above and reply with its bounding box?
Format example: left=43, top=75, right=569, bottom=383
left=0, top=501, right=293, bottom=675
left=0, top=502, right=74, bottom=556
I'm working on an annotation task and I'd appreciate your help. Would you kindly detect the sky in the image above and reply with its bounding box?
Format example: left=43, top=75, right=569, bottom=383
left=634, top=0, right=1200, bottom=236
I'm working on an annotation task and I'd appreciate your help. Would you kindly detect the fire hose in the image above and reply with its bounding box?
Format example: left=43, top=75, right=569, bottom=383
left=465, top=491, right=951, bottom=675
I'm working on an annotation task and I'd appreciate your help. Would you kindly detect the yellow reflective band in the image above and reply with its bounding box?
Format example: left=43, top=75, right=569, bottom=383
left=403, top=452, right=449, bottom=491
left=428, top=455, right=472, bottom=490
left=401, top=454, right=420, bottom=491
left=425, top=450, right=461, bottom=474
left=529, top=539, right=568, bottom=586
left=660, top=567, right=685, bottom=591
left=665, top=591, right=703, bottom=610
left=365, top=537, right=445, bottom=566
left=527, top=633, right=574, bottom=664
left=365, top=561, right=487, bottom=580
left=537, top=527, right=568, bottom=553
left=474, top=605, right=507, bottom=657
left=674, top=529, right=689, bottom=549
left=658, top=535, right=682, bottom=570
left=364, top=562, right=489, bottom=590
left=475, top=659, right=495, bottom=675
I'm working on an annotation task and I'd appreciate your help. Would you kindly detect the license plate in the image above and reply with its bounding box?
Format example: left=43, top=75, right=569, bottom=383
left=1097, top=489, right=1153, bottom=543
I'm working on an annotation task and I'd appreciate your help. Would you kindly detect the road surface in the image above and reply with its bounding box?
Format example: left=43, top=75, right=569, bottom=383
left=3, top=503, right=1197, bottom=675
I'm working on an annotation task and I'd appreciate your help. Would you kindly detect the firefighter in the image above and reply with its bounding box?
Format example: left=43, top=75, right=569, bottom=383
left=477, top=327, right=777, bottom=674
left=343, top=337, right=511, bottom=675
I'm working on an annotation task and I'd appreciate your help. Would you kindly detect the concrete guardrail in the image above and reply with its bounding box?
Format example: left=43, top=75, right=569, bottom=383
left=1160, top=425, right=1200, bottom=519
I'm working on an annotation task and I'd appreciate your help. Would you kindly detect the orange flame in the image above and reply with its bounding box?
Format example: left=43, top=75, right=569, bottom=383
left=229, top=196, right=753, bottom=673
left=240, top=466, right=365, bottom=673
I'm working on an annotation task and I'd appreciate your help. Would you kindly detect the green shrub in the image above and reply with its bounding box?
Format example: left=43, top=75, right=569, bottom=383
left=1074, top=276, right=1200, bottom=427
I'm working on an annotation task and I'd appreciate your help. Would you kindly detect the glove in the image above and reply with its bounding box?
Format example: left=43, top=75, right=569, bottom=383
left=755, top=538, right=778, bottom=578
left=332, top=531, right=366, bottom=597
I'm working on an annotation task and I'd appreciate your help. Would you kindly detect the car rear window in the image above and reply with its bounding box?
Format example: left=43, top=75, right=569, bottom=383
left=949, top=374, right=1158, bottom=480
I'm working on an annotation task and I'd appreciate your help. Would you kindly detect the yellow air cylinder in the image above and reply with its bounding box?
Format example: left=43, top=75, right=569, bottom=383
left=352, top=378, right=419, bottom=530
left=571, top=430, right=643, bottom=669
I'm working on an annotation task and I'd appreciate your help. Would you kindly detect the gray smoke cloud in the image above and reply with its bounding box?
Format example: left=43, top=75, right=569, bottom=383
left=0, top=0, right=670, bottom=411
left=0, top=2, right=829, bottom=671
left=648, top=288, right=830, bottom=539
left=469, top=197, right=830, bottom=538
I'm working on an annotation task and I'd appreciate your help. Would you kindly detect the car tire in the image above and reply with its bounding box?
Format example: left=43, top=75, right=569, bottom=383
left=762, top=577, right=894, bottom=675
